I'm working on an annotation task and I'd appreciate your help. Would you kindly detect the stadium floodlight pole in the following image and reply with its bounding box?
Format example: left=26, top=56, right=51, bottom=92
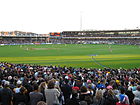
left=80, top=11, right=83, bottom=31
left=136, top=27, right=139, bottom=30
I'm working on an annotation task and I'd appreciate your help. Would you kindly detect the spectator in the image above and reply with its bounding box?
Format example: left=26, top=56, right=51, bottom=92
left=0, top=81, right=13, bottom=105
left=79, top=86, right=93, bottom=105
left=93, top=89, right=105, bottom=105
left=61, top=79, right=72, bottom=104
left=37, top=101, right=48, bottom=105
left=38, top=82, right=47, bottom=102
left=44, top=80, right=60, bottom=105
left=66, top=90, right=80, bottom=105
left=126, top=87, right=135, bottom=105
left=103, top=89, right=119, bottom=105
left=96, top=80, right=106, bottom=89
left=133, top=86, right=140, bottom=99
left=133, top=98, right=140, bottom=105
left=29, top=83, right=44, bottom=105
left=13, top=86, right=28, bottom=105
left=14, top=80, right=23, bottom=93
left=116, top=88, right=130, bottom=105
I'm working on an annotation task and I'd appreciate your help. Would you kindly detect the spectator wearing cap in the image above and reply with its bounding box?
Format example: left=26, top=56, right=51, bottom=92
left=103, top=85, right=113, bottom=98
left=72, top=86, right=80, bottom=91
left=133, top=86, right=140, bottom=99
left=0, top=81, right=13, bottom=105
left=106, top=80, right=115, bottom=90
left=14, top=80, right=22, bottom=93
left=86, top=80, right=95, bottom=91
left=66, top=90, right=80, bottom=105
left=107, top=85, right=113, bottom=90
left=8, top=76, right=13, bottom=83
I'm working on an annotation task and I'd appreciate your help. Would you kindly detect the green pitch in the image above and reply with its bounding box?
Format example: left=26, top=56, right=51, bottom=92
left=0, top=44, right=140, bottom=69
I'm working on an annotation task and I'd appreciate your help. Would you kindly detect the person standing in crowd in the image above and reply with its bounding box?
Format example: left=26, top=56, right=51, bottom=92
left=45, top=80, right=60, bottom=105
left=38, top=82, right=47, bottom=102
left=103, top=89, right=119, bottom=105
left=29, top=83, right=44, bottom=105
left=79, top=86, right=93, bottom=105
left=133, top=86, right=140, bottom=99
left=14, top=80, right=23, bottom=93
left=74, top=76, right=83, bottom=88
left=13, top=86, right=28, bottom=105
left=116, top=88, right=130, bottom=105
left=92, top=89, right=105, bottom=105
left=0, top=81, right=13, bottom=105
left=133, top=98, right=140, bottom=105
left=126, top=87, right=135, bottom=105
left=61, top=79, right=72, bottom=104
left=66, top=90, right=80, bottom=105
left=37, top=101, right=48, bottom=105
left=96, top=80, right=106, bottom=89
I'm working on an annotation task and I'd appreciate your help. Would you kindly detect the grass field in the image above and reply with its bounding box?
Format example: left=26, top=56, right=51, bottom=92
left=0, top=44, right=140, bottom=69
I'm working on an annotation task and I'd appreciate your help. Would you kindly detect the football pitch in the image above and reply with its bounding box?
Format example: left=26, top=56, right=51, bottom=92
left=0, top=44, right=140, bottom=69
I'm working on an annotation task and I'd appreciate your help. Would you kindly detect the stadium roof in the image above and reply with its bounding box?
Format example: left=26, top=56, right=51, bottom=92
left=63, top=29, right=140, bottom=33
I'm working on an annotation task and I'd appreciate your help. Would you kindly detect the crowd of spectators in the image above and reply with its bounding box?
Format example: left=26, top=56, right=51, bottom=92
left=49, top=38, right=140, bottom=45
left=0, top=35, right=140, bottom=45
left=0, top=39, right=47, bottom=45
left=62, top=32, right=140, bottom=38
left=0, top=62, right=140, bottom=105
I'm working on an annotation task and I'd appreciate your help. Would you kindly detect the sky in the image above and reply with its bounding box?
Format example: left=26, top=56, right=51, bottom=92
left=0, top=0, right=140, bottom=34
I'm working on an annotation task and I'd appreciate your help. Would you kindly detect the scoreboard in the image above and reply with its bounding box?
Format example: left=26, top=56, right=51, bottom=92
left=50, top=32, right=61, bottom=37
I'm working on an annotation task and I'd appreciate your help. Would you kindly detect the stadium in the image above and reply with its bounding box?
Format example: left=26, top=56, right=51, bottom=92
left=1, top=0, right=140, bottom=104
left=0, top=29, right=140, bottom=105
left=0, top=29, right=140, bottom=69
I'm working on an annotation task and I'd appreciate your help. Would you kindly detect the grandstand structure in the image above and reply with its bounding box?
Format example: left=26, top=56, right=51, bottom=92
left=61, top=29, right=140, bottom=45
left=0, top=29, right=140, bottom=45
left=0, top=31, right=50, bottom=44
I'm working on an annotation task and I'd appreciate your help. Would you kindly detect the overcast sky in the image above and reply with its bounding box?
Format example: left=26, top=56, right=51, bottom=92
left=0, top=0, right=140, bottom=34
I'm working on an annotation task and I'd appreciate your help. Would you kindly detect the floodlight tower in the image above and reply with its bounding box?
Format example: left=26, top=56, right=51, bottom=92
left=80, top=11, right=83, bottom=31
left=136, top=27, right=139, bottom=30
